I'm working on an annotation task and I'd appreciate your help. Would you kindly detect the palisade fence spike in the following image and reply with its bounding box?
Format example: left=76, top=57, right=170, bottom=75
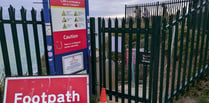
left=0, top=8, right=3, bottom=22
left=0, top=7, right=2, bottom=19
left=9, top=5, right=15, bottom=20
left=21, top=7, right=27, bottom=20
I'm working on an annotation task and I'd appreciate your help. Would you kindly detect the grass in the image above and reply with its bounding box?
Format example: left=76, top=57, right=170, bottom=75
left=176, top=75, right=209, bottom=103
left=196, top=96, right=209, bottom=103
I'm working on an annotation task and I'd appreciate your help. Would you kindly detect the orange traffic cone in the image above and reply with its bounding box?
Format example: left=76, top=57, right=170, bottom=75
left=100, top=88, right=107, bottom=103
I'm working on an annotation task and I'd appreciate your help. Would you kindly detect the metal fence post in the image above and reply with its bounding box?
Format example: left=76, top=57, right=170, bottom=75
left=0, top=87, right=2, bottom=102
left=0, top=7, right=11, bottom=76
left=157, top=1, right=160, bottom=16
left=90, top=17, right=97, bottom=96
left=8, top=6, right=23, bottom=76
left=31, top=8, right=42, bottom=75
left=125, top=5, right=127, bottom=20
left=41, top=10, right=50, bottom=75
left=42, top=0, right=56, bottom=75
left=151, top=16, right=161, bottom=103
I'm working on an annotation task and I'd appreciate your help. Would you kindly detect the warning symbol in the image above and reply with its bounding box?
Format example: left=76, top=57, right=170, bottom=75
left=62, top=11, right=66, bottom=16
left=62, top=17, right=67, bottom=23
left=63, top=24, right=67, bottom=29
left=74, top=11, right=78, bottom=16
left=74, top=18, right=78, bottom=22
left=75, top=23, right=78, bottom=28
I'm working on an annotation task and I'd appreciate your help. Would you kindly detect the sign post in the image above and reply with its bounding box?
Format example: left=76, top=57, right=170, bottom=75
left=3, top=75, right=89, bottom=103
left=42, top=0, right=56, bottom=74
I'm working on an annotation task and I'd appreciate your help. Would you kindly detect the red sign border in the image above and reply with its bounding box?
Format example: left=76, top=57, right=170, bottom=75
left=3, top=75, right=89, bottom=103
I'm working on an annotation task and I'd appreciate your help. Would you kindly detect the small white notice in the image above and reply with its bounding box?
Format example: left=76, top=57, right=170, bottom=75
left=45, top=23, right=52, bottom=36
left=62, top=52, right=84, bottom=74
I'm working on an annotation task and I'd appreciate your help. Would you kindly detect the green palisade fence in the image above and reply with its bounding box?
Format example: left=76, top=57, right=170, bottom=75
left=90, top=0, right=209, bottom=102
left=90, top=17, right=153, bottom=103
left=125, top=0, right=192, bottom=19
left=0, top=5, right=49, bottom=87
left=0, top=0, right=209, bottom=102
left=0, top=6, right=49, bottom=101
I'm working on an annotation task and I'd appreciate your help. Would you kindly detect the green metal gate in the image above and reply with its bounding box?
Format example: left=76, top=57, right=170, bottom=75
left=90, top=0, right=209, bottom=103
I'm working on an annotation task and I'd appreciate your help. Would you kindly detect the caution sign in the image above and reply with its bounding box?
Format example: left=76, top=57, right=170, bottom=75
left=50, top=0, right=87, bottom=55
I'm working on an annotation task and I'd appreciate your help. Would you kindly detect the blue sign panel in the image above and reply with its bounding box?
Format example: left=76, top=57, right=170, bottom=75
left=43, top=0, right=89, bottom=74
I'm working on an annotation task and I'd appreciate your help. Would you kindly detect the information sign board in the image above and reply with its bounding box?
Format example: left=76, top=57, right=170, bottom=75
left=49, top=0, right=89, bottom=74
left=3, top=75, right=89, bottom=103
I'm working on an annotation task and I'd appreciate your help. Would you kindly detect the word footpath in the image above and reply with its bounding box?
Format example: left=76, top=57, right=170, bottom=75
left=15, top=91, right=80, bottom=103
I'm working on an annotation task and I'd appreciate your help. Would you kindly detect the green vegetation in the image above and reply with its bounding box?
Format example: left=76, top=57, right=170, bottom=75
left=196, top=96, right=209, bottom=103
left=177, top=75, right=209, bottom=103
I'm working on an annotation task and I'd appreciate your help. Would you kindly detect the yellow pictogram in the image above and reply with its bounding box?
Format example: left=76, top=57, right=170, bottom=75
left=62, top=11, right=66, bottom=16
left=74, top=18, right=78, bottom=22
left=74, top=11, right=78, bottom=16
left=62, top=17, right=67, bottom=23
left=63, top=24, right=67, bottom=29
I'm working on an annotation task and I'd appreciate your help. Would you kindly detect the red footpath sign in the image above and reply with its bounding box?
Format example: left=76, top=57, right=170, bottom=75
left=3, top=75, right=89, bottom=103
left=50, top=0, right=87, bottom=55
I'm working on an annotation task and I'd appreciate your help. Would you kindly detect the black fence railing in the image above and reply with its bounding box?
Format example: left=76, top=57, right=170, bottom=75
left=91, top=0, right=209, bottom=103
left=125, top=0, right=192, bottom=19
left=0, top=6, right=49, bottom=77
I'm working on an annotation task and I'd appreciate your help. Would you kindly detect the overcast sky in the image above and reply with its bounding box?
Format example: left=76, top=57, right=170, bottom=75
left=0, top=0, right=164, bottom=17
